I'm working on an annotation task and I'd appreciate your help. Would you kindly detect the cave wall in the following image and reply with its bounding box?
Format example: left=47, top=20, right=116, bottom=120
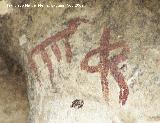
left=0, top=0, right=160, bottom=123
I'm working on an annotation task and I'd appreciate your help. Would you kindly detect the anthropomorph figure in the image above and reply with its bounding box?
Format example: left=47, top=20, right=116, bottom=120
left=81, top=27, right=130, bottom=105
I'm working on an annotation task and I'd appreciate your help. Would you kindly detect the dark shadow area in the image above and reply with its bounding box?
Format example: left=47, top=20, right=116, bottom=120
left=0, top=15, right=29, bottom=123
left=0, top=50, right=29, bottom=123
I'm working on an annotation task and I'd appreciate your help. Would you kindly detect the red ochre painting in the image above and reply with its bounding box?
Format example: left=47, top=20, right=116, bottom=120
left=28, top=18, right=130, bottom=105
left=27, top=17, right=90, bottom=85
left=81, top=27, right=130, bottom=105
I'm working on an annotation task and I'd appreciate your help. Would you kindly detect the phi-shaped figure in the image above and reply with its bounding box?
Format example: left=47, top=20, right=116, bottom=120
left=81, top=27, right=130, bottom=105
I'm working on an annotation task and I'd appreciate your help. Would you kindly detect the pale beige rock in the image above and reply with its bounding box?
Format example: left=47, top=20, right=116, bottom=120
left=0, top=0, right=160, bottom=123
left=0, top=0, right=12, bottom=15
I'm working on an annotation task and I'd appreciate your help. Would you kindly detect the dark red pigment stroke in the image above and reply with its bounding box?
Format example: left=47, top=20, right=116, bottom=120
left=28, top=17, right=91, bottom=85
left=81, top=27, right=130, bottom=105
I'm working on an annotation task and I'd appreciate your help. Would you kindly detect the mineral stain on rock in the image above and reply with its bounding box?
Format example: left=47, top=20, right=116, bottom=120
left=71, top=99, right=84, bottom=109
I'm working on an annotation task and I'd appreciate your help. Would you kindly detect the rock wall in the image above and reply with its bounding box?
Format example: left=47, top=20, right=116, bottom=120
left=0, top=0, right=160, bottom=123
left=0, top=55, right=29, bottom=123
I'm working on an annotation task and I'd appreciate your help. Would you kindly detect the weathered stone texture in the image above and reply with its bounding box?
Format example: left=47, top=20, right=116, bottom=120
left=0, top=0, right=160, bottom=123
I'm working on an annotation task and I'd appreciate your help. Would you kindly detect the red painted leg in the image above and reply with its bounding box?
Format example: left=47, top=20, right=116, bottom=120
left=51, top=42, right=62, bottom=62
left=28, top=54, right=42, bottom=86
left=101, top=71, right=109, bottom=101
left=110, top=65, right=129, bottom=105
left=41, top=49, right=54, bottom=82
left=64, top=37, right=72, bottom=63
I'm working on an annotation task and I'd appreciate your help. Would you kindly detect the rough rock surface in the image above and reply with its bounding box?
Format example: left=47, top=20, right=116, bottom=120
left=0, top=56, right=29, bottom=123
left=0, top=0, right=160, bottom=123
